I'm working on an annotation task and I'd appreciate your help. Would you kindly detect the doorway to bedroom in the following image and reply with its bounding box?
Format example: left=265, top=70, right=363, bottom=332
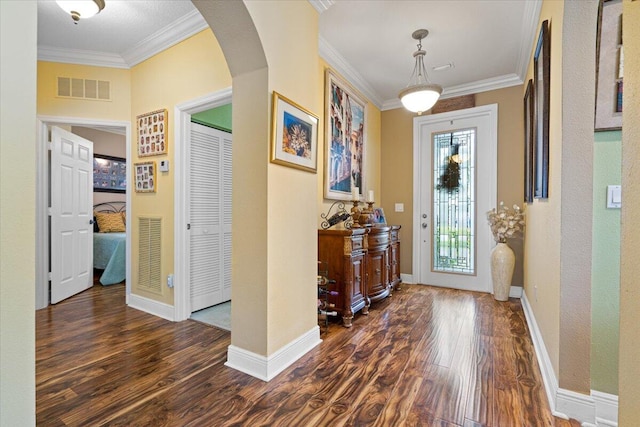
left=36, top=117, right=131, bottom=310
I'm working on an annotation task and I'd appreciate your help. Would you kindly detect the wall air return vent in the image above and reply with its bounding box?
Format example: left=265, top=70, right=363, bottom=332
left=138, top=217, right=162, bottom=294
left=57, top=77, right=111, bottom=101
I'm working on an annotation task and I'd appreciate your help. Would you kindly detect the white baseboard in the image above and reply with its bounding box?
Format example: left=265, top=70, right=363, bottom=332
left=128, top=293, right=175, bottom=321
left=521, top=292, right=618, bottom=426
left=509, top=286, right=523, bottom=298
left=225, top=326, right=321, bottom=382
left=592, top=390, right=618, bottom=427
left=556, top=388, right=595, bottom=424
left=521, top=292, right=563, bottom=417
left=400, top=273, right=413, bottom=284
left=400, top=275, right=521, bottom=300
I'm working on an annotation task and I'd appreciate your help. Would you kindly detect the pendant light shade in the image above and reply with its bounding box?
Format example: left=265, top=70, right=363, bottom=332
left=399, top=29, right=442, bottom=115
left=57, top=0, right=105, bottom=23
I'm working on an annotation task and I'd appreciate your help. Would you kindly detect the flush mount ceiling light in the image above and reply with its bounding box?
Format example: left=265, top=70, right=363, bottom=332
left=398, top=29, right=443, bottom=115
left=56, top=0, right=105, bottom=24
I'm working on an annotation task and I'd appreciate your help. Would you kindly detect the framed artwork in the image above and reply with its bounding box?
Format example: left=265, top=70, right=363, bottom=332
left=595, top=0, right=623, bottom=131
left=137, top=109, right=167, bottom=157
left=523, top=80, right=534, bottom=204
left=270, top=91, right=319, bottom=173
left=93, top=154, right=126, bottom=193
left=324, top=69, right=367, bottom=201
left=373, top=207, right=387, bottom=225
left=534, top=20, right=550, bottom=199
left=134, top=161, right=156, bottom=193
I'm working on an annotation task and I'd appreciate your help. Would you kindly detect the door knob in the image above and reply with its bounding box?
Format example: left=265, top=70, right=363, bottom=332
left=89, top=219, right=94, bottom=225
left=422, top=222, right=428, bottom=228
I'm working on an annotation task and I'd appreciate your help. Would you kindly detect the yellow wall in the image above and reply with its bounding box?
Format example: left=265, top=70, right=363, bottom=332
left=37, top=62, right=131, bottom=121
left=129, top=29, right=231, bottom=305
left=619, top=0, right=640, bottom=421
left=380, top=85, right=525, bottom=285
left=0, top=2, right=37, bottom=424
left=522, top=0, right=564, bottom=380
left=229, top=0, right=322, bottom=355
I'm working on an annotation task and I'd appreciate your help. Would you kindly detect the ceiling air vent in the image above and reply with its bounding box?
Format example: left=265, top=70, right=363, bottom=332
left=57, top=77, right=111, bottom=101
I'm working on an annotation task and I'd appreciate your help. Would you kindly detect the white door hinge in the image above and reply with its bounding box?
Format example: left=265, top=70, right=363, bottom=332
left=48, top=207, right=52, bottom=216
left=48, top=272, right=52, bottom=281
left=48, top=142, right=53, bottom=151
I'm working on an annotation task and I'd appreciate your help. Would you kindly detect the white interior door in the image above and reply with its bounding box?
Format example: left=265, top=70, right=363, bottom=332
left=413, top=105, right=497, bottom=293
left=188, top=123, right=232, bottom=312
left=50, top=126, right=94, bottom=303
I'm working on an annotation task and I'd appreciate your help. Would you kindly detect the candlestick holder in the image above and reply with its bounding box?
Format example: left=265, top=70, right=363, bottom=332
left=350, top=200, right=361, bottom=227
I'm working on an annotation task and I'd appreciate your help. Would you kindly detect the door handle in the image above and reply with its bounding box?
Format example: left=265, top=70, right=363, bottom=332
left=422, top=222, right=428, bottom=228
left=89, top=219, right=94, bottom=225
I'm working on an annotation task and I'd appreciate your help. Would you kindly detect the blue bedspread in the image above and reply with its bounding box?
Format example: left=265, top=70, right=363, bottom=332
left=93, top=232, right=126, bottom=285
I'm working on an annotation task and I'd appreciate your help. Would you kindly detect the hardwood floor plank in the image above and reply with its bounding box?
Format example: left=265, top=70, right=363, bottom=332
left=36, top=283, right=580, bottom=426
left=464, top=335, right=494, bottom=426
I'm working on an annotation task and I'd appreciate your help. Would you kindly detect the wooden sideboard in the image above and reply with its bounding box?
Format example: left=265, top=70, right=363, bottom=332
left=318, top=225, right=401, bottom=327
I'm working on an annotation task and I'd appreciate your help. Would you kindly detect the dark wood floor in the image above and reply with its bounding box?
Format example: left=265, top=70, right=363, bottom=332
left=36, top=282, right=579, bottom=426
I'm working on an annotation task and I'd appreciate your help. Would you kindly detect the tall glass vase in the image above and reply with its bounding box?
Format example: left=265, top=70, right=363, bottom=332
left=490, top=242, right=515, bottom=301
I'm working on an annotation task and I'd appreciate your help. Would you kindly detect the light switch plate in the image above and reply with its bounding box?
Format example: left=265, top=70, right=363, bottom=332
left=159, top=160, right=169, bottom=172
left=395, top=203, right=404, bottom=212
left=607, top=185, right=621, bottom=209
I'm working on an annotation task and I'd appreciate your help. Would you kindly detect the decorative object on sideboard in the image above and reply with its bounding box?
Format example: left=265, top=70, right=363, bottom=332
left=320, top=201, right=353, bottom=230
left=486, top=202, right=525, bottom=301
left=349, top=189, right=376, bottom=227
left=398, top=29, right=443, bottom=115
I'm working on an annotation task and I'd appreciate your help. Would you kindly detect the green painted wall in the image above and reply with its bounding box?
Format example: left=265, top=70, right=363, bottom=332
left=192, top=103, right=232, bottom=132
left=591, top=130, right=621, bottom=394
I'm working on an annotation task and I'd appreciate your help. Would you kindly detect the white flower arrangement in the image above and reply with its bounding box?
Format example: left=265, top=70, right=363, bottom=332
left=486, top=202, right=525, bottom=243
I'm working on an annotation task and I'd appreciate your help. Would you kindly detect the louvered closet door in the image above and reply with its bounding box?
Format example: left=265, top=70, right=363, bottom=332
left=189, top=123, right=232, bottom=312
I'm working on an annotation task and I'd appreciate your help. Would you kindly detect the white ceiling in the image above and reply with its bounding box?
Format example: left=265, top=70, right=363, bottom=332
left=37, top=0, right=541, bottom=111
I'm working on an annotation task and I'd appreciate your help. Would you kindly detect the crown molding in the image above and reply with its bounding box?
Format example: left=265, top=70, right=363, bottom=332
left=308, top=0, right=335, bottom=14
left=37, top=9, right=208, bottom=69
left=516, top=0, right=543, bottom=82
left=122, top=9, right=209, bottom=67
left=381, top=73, right=523, bottom=111
left=38, top=45, right=129, bottom=69
left=318, top=36, right=384, bottom=109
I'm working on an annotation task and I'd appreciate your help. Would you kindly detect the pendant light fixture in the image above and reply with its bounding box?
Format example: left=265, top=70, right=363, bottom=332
left=57, top=0, right=105, bottom=24
left=398, top=29, right=443, bottom=115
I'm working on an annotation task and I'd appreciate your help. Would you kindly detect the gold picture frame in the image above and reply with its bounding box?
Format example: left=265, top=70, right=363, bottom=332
left=136, top=109, right=167, bottom=157
left=134, top=161, right=156, bottom=193
left=270, top=91, right=319, bottom=173
left=324, top=69, right=367, bottom=201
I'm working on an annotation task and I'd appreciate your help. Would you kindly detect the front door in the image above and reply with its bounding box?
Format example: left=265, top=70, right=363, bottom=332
left=50, top=127, right=94, bottom=303
left=414, top=105, right=497, bottom=293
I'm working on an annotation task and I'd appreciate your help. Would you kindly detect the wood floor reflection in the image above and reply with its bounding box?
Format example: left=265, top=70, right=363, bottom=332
left=36, top=283, right=579, bottom=426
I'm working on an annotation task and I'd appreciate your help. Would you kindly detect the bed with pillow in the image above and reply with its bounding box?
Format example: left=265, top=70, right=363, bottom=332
left=93, top=202, right=126, bottom=285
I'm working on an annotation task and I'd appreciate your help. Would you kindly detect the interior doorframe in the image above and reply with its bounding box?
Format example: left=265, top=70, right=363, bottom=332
left=174, top=87, right=232, bottom=321
left=411, top=104, right=498, bottom=287
left=35, top=115, right=132, bottom=309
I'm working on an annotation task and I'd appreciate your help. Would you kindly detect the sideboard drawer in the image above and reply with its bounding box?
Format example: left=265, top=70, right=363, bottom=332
left=368, top=232, right=389, bottom=248
left=350, top=236, right=364, bottom=252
